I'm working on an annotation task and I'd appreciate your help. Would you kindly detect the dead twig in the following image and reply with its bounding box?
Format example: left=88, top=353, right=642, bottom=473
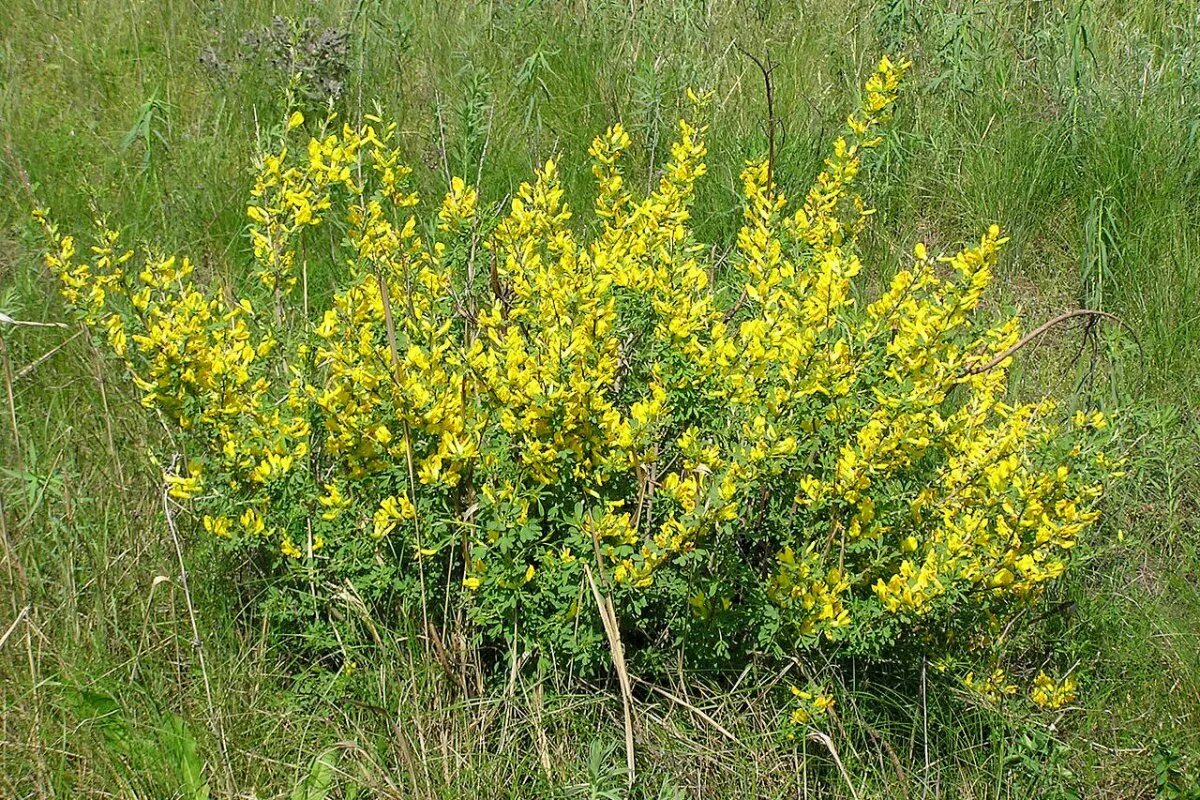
left=631, top=675, right=744, bottom=748
left=161, top=473, right=235, bottom=797
left=961, top=309, right=1131, bottom=376
left=723, top=287, right=749, bottom=323
left=584, top=564, right=636, bottom=787
left=0, top=605, right=30, bottom=650
left=0, top=313, right=69, bottom=329
left=808, top=728, right=861, bottom=800
left=14, top=330, right=84, bottom=382
left=735, top=42, right=778, bottom=199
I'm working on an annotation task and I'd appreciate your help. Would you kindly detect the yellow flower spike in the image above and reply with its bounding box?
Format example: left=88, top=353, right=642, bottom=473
left=438, top=176, right=478, bottom=231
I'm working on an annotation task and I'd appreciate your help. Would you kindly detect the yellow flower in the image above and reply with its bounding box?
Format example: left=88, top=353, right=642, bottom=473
left=318, top=482, right=351, bottom=520
left=1030, top=671, right=1077, bottom=709
left=239, top=508, right=265, bottom=536
left=280, top=537, right=302, bottom=559
left=789, top=685, right=835, bottom=726
left=438, top=176, right=478, bottom=231
left=202, top=515, right=231, bottom=538
left=166, top=461, right=204, bottom=500
left=373, top=494, right=415, bottom=539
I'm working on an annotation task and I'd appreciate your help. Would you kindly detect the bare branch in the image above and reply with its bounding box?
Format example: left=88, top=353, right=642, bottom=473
left=735, top=42, right=777, bottom=199
left=961, top=309, right=1130, bottom=376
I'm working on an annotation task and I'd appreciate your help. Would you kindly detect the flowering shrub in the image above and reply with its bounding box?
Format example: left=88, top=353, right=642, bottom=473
left=37, top=56, right=1115, bottom=674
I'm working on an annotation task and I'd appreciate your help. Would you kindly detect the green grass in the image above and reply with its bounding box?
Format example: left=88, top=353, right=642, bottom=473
left=2, top=0, right=1199, bottom=797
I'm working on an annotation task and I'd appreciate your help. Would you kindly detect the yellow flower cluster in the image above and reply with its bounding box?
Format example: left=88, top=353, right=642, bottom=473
left=962, top=666, right=1078, bottom=710
left=37, top=55, right=1115, bottom=665
left=789, top=685, right=836, bottom=726
left=1030, top=670, right=1077, bottom=709
left=962, top=667, right=1020, bottom=704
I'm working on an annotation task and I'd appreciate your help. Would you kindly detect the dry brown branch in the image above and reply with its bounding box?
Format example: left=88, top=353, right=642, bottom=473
left=735, top=42, right=777, bottom=200
left=961, top=309, right=1128, bottom=376
left=808, top=728, right=861, bottom=800
left=14, top=330, right=83, bottom=382
left=161, top=475, right=235, bottom=796
left=584, top=564, right=636, bottom=786
left=630, top=675, right=744, bottom=748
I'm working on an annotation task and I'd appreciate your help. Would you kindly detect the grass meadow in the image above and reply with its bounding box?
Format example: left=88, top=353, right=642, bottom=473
left=2, top=0, right=1199, bottom=797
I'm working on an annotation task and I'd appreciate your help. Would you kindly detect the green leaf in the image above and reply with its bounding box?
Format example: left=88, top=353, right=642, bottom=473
left=291, top=749, right=338, bottom=800
left=160, top=713, right=210, bottom=800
